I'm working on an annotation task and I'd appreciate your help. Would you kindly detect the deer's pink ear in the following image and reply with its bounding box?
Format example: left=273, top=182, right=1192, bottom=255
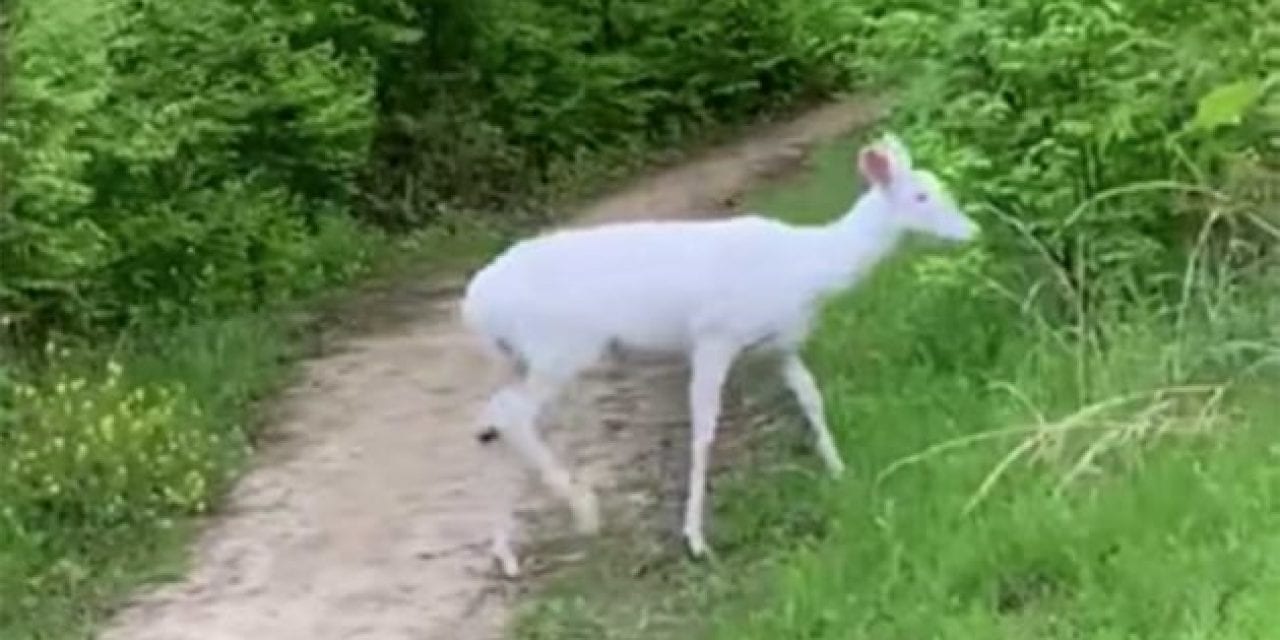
left=858, top=145, right=893, bottom=188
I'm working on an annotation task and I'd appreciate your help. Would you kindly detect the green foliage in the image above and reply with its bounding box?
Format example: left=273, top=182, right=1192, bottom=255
left=1, top=0, right=378, bottom=337
left=1190, top=80, right=1266, bottom=133
left=843, top=0, right=1280, bottom=307
left=360, top=0, right=850, bottom=226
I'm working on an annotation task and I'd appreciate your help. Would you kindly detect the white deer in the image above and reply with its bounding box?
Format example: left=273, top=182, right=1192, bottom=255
left=462, top=133, right=979, bottom=576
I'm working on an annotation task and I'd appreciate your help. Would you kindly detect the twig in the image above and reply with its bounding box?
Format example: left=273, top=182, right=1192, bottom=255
left=876, top=385, right=1224, bottom=491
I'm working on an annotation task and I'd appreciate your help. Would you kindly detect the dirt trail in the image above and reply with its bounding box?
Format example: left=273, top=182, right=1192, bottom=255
left=101, top=100, right=878, bottom=640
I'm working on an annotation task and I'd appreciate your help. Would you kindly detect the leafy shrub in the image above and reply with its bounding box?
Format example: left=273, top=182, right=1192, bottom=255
left=94, top=182, right=380, bottom=323
left=360, top=0, right=850, bottom=226
left=841, top=0, right=1280, bottom=309
left=0, top=0, right=377, bottom=338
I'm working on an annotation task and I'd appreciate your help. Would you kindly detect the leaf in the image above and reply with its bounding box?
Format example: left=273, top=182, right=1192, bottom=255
left=368, top=21, right=423, bottom=45
left=1189, top=80, right=1263, bottom=132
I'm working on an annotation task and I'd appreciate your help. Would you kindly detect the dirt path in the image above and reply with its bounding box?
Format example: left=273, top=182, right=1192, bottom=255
left=101, top=100, right=878, bottom=640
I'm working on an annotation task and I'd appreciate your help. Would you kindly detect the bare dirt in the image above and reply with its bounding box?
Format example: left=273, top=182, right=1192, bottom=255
left=101, top=99, right=879, bottom=640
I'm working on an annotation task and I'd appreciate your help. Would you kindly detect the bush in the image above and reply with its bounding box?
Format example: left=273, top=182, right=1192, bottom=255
left=359, top=0, right=851, bottom=226
left=841, top=0, right=1280, bottom=308
left=0, top=0, right=378, bottom=338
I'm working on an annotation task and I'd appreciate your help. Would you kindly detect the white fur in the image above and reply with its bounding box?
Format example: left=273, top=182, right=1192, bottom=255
left=462, top=133, right=979, bottom=575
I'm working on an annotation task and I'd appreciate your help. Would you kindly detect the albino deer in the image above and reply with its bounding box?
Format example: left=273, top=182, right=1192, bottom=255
left=462, top=133, right=979, bottom=576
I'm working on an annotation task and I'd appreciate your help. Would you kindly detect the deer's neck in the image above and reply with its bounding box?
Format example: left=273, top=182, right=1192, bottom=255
left=800, top=191, right=904, bottom=296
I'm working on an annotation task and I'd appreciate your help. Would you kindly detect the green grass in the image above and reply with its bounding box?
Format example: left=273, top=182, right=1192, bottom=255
left=0, top=222, right=505, bottom=640
left=0, top=314, right=291, bottom=639
left=514, top=136, right=1280, bottom=639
